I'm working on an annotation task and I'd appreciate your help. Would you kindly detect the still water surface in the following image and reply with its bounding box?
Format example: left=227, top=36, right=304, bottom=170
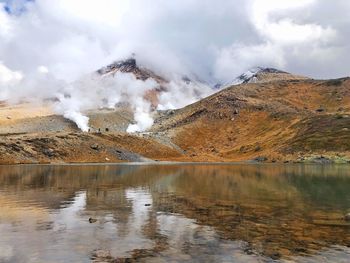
left=0, top=164, right=349, bottom=262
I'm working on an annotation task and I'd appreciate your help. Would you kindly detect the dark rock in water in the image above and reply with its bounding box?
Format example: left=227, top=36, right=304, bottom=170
left=89, top=218, right=97, bottom=223
left=313, top=156, right=332, bottom=164
left=254, top=156, right=268, bottom=162
left=90, top=144, right=99, bottom=150
left=297, top=156, right=306, bottom=162
left=145, top=204, right=151, bottom=207
left=345, top=213, right=350, bottom=221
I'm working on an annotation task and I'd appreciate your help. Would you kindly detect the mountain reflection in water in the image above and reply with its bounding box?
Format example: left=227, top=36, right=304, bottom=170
left=0, top=164, right=349, bottom=262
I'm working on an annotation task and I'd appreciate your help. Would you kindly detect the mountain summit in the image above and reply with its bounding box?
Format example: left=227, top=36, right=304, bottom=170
left=97, top=58, right=166, bottom=84
left=95, top=58, right=212, bottom=110
left=220, top=67, right=308, bottom=88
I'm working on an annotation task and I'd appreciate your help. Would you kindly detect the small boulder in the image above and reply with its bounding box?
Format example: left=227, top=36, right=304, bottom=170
left=89, top=218, right=97, bottom=223
left=254, top=156, right=268, bottom=162
left=344, top=213, right=350, bottom=222
left=254, top=145, right=262, bottom=152
left=43, top=148, right=55, bottom=157
left=90, top=144, right=99, bottom=150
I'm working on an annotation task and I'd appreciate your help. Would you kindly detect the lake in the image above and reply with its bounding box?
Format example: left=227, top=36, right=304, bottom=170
left=0, top=164, right=349, bottom=262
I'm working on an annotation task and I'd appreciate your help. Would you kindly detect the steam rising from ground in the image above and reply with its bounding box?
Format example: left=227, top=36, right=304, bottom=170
left=0, top=58, right=213, bottom=132
left=0, top=0, right=349, bottom=131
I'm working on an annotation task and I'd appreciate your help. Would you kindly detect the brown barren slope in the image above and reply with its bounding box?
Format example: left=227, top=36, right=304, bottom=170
left=152, top=77, right=350, bottom=163
left=1, top=77, right=350, bottom=164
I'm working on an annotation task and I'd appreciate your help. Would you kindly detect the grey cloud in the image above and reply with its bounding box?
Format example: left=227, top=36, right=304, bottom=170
left=1, top=0, right=348, bottom=82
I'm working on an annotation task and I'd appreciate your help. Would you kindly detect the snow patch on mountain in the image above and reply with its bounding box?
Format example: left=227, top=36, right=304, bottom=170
left=219, top=67, right=288, bottom=88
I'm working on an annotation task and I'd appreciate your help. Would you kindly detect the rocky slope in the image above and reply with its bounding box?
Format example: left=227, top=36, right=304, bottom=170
left=0, top=69, right=349, bottom=164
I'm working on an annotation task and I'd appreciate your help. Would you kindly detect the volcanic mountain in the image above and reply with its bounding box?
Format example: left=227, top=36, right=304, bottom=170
left=97, top=58, right=167, bottom=84
left=0, top=65, right=349, bottom=164
left=96, top=58, right=210, bottom=109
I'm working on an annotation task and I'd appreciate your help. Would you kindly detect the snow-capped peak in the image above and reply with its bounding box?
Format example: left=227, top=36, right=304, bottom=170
left=220, top=67, right=288, bottom=88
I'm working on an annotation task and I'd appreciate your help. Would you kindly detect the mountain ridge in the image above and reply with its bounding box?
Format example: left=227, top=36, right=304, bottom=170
left=217, top=67, right=309, bottom=88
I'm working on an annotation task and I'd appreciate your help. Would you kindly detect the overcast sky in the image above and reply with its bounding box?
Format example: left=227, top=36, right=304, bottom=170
left=0, top=0, right=349, bottom=83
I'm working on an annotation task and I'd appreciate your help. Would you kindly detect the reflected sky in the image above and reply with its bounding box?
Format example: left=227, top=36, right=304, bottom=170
left=0, top=164, right=349, bottom=262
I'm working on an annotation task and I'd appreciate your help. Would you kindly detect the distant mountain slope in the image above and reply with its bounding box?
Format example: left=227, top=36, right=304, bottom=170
left=152, top=77, right=350, bottom=162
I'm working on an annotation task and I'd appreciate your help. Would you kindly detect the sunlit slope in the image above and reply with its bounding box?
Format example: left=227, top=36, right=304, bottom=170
left=152, top=77, right=350, bottom=162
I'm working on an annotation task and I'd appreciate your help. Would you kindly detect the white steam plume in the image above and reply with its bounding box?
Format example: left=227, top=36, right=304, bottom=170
left=127, top=99, right=154, bottom=133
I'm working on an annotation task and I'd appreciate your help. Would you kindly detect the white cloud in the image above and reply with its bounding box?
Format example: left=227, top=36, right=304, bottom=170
left=0, top=0, right=349, bottom=130
left=0, top=0, right=345, bottom=82
left=0, top=62, right=22, bottom=83
left=214, top=0, right=341, bottom=81
left=0, top=61, right=23, bottom=100
left=36, top=0, right=129, bottom=28
left=214, top=43, right=286, bottom=81
left=252, top=0, right=336, bottom=44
